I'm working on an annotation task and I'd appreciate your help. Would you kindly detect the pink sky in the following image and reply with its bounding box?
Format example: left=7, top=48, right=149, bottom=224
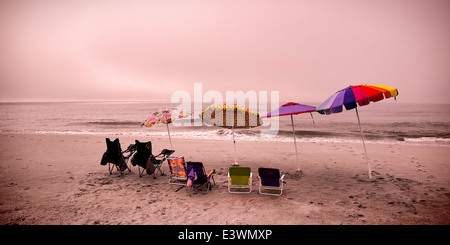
left=1, top=0, right=449, bottom=103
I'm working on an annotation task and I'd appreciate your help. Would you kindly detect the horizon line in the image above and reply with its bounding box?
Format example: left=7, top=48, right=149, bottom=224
left=0, top=99, right=448, bottom=105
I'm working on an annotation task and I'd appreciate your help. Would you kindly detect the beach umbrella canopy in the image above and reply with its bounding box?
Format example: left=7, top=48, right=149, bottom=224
left=141, top=107, right=189, bottom=149
left=316, top=84, right=399, bottom=178
left=199, top=104, right=262, bottom=165
left=265, top=102, right=316, bottom=172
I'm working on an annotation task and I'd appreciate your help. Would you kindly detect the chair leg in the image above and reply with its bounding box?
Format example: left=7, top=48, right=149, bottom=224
left=156, top=162, right=165, bottom=176
left=127, top=162, right=132, bottom=172
left=259, top=185, right=283, bottom=196
left=117, top=165, right=124, bottom=175
left=152, top=163, right=165, bottom=178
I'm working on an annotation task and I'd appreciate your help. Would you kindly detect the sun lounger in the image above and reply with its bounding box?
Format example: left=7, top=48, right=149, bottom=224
left=258, top=167, right=286, bottom=196
left=228, top=166, right=252, bottom=194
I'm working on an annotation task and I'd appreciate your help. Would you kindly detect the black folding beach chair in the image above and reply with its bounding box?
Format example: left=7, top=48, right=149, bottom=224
left=130, top=140, right=153, bottom=177
left=130, top=140, right=175, bottom=178
left=100, top=138, right=132, bottom=175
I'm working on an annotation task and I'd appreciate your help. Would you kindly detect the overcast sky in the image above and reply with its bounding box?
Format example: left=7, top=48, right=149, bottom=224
left=1, top=0, right=449, bottom=104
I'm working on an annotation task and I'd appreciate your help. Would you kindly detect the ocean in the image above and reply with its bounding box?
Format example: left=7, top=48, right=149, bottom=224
left=1, top=101, right=449, bottom=146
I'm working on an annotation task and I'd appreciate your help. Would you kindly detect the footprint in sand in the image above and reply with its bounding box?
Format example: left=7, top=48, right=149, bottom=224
left=148, top=196, right=159, bottom=204
left=6, top=182, right=17, bottom=187
left=348, top=213, right=365, bottom=219
left=75, top=188, right=88, bottom=197
left=416, top=168, right=426, bottom=173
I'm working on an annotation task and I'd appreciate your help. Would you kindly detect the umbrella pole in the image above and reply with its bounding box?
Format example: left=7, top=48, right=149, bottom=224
left=309, top=112, right=315, bottom=124
left=291, top=115, right=300, bottom=172
left=355, top=107, right=372, bottom=179
left=232, top=126, right=238, bottom=165
left=166, top=123, right=173, bottom=149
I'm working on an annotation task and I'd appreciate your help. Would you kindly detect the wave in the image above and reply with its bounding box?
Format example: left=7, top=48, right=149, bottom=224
left=67, top=121, right=140, bottom=126
left=276, top=129, right=343, bottom=137
left=2, top=101, right=450, bottom=147
left=402, top=137, right=450, bottom=144
left=2, top=123, right=450, bottom=146
left=3, top=129, right=443, bottom=146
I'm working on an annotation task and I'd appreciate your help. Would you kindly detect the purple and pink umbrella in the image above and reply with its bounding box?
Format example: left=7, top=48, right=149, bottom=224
left=266, top=102, right=316, bottom=171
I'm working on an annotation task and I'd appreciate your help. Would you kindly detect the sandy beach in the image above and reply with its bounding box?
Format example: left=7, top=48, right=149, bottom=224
left=0, top=133, right=449, bottom=225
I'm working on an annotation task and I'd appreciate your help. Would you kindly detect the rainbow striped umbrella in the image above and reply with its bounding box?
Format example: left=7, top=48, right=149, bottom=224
left=316, top=84, right=399, bottom=178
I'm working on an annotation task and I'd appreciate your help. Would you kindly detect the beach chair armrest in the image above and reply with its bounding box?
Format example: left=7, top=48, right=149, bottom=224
left=155, top=149, right=175, bottom=158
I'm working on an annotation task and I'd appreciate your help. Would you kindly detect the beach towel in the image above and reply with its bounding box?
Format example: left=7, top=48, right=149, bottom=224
left=186, top=168, right=197, bottom=187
